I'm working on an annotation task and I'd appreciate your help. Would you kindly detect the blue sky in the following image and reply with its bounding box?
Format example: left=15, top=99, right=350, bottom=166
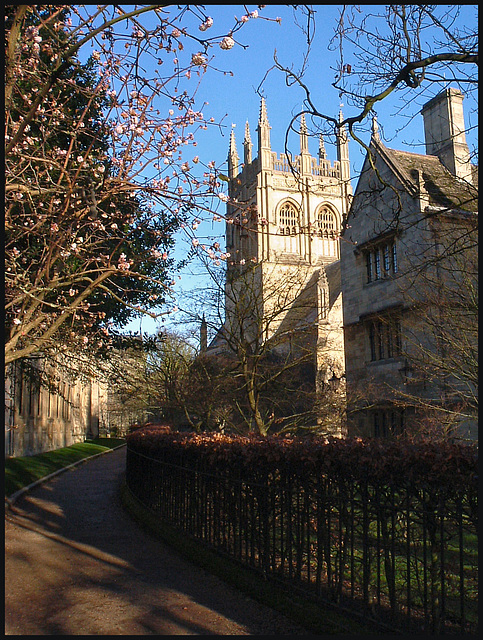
left=116, top=4, right=478, bottom=337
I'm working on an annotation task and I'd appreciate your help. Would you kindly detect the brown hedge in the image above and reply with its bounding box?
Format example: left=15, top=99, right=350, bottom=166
left=126, top=425, right=477, bottom=496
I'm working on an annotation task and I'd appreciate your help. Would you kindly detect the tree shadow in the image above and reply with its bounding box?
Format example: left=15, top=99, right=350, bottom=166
left=5, top=448, right=308, bottom=635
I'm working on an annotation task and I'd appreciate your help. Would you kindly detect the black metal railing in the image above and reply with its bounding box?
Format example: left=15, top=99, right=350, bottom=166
left=126, top=446, right=478, bottom=634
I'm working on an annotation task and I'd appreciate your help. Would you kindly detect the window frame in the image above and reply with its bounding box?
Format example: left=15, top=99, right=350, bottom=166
left=278, top=201, right=299, bottom=234
left=316, top=206, right=337, bottom=236
left=366, top=252, right=373, bottom=283
left=373, top=409, right=404, bottom=438
left=392, top=243, right=398, bottom=273
left=374, top=249, right=381, bottom=280
left=366, top=315, right=402, bottom=363
left=369, top=322, right=377, bottom=361
left=383, top=244, right=391, bottom=273
left=363, top=239, right=398, bottom=284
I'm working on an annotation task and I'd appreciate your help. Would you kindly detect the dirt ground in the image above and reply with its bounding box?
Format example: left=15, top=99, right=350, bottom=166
left=5, top=447, right=313, bottom=635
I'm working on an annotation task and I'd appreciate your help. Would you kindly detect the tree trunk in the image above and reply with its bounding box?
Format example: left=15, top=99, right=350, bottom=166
left=243, top=360, right=268, bottom=435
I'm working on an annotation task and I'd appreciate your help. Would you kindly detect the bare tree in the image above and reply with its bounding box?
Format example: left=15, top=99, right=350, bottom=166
left=395, top=212, right=478, bottom=435
left=267, top=5, right=477, bottom=157
left=177, top=253, right=345, bottom=436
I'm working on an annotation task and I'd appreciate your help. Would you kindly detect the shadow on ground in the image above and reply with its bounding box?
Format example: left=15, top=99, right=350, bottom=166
left=5, top=448, right=313, bottom=635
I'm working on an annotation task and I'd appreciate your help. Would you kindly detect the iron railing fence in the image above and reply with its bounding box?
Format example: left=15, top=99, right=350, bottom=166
left=126, top=446, right=477, bottom=634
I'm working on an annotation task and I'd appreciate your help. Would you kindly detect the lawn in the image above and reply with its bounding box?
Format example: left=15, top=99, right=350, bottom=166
left=5, top=438, right=125, bottom=498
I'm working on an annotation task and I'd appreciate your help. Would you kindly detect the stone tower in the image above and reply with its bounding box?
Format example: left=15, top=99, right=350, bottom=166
left=223, top=99, right=351, bottom=426
left=225, top=98, right=351, bottom=332
left=226, top=100, right=351, bottom=267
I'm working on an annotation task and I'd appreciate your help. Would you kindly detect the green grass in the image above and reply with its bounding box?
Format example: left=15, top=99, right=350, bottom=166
left=5, top=438, right=125, bottom=498
left=85, top=437, right=126, bottom=449
left=120, top=480, right=380, bottom=635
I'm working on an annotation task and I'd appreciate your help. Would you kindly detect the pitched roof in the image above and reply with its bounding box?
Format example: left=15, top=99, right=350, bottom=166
left=374, top=139, right=478, bottom=213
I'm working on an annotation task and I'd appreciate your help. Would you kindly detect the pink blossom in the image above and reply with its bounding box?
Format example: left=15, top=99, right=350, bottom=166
left=220, top=36, right=235, bottom=50
left=199, top=17, right=213, bottom=31
left=117, top=253, right=131, bottom=270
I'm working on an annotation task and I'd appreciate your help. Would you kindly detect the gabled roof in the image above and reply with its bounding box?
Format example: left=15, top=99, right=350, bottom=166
left=369, top=138, right=478, bottom=213
left=380, top=142, right=477, bottom=213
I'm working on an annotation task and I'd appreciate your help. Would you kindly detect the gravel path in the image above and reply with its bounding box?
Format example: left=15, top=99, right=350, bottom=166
left=5, top=447, right=312, bottom=635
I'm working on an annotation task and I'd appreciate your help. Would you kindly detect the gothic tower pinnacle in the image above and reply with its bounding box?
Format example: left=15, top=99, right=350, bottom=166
left=318, top=134, right=327, bottom=161
left=300, top=112, right=309, bottom=154
left=336, top=109, right=350, bottom=182
left=371, top=114, right=380, bottom=142
left=228, top=127, right=239, bottom=178
left=257, top=97, right=272, bottom=168
left=243, top=120, right=252, bottom=165
left=200, top=314, right=208, bottom=353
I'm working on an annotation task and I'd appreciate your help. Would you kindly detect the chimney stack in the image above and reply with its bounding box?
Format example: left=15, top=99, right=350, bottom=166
left=421, top=88, right=472, bottom=182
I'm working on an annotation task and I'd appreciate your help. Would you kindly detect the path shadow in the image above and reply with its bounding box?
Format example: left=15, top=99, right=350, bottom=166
left=6, top=448, right=309, bottom=636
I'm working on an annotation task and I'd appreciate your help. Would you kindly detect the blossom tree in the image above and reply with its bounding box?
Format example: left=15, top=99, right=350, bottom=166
left=5, top=5, right=278, bottom=367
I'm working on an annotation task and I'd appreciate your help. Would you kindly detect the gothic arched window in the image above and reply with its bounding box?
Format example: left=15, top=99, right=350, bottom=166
left=278, top=201, right=299, bottom=234
left=316, top=206, right=337, bottom=236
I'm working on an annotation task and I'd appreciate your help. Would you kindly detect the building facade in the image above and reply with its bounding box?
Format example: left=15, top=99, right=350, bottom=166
left=5, top=356, right=109, bottom=457
left=341, top=88, right=477, bottom=441
left=5, top=344, right=148, bottom=457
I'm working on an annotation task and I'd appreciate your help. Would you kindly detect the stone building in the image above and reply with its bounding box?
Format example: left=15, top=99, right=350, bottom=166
left=5, top=345, right=150, bottom=457
left=5, top=356, right=109, bottom=457
left=206, top=98, right=352, bottom=434
left=341, top=88, right=477, bottom=441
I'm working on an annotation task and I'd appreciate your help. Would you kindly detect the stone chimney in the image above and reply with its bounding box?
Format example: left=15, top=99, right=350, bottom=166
left=421, top=88, right=472, bottom=182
